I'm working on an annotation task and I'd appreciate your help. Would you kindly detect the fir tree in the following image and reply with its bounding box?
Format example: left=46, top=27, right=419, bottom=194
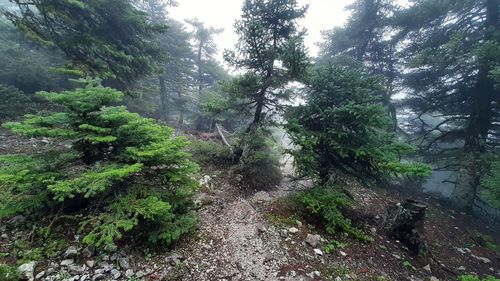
left=285, top=63, right=430, bottom=184
left=5, top=0, right=165, bottom=88
left=394, top=0, right=500, bottom=211
left=0, top=81, right=199, bottom=247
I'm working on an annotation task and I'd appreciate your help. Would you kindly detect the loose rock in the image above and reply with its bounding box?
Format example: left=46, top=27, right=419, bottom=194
left=64, top=246, right=79, bottom=258
left=111, top=269, right=121, bottom=279
left=86, top=260, right=95, bottom=268
left=18, top=261, right=36, bottom=281
left=118, top=257, right=131, bottom=269
left=313, top=248, right=323, bottom=256
left=35, top=271, right=45, bottom=279
left=61, top=259, right=75, bottom=266
left=68, top=264, right=86, bottom=275
left=125, top=269, right=134, bottom=278
left=305, top=234, right=321, bottom=247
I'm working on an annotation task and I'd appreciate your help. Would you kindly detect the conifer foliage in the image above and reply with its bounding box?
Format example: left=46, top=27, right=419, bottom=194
left=286, top=63, right=431, bottom=184
left=0, top=82, right=199, bottom=247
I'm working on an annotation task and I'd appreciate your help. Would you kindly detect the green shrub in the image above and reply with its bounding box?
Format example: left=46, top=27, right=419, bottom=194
left=189, top=140, right=234, bottom=165
left=237, top=128, right=282, bottom=189
left=0, top=84, right=199, bottom=248
left=299, top=186, right=372, bottom=242
left=0, top=264, right=20, bottom=281
left=459, top=275, right=500, bottom=281
left=0, top=84, right=31, bottom=121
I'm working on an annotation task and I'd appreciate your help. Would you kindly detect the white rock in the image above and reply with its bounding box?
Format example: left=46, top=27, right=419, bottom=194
left=125, top=269, right=134, bottom=278
left=111, top=269, right=121, bottom=279
left=458, top=266, right=466, bottom=271
left=296, top=220, right=303, bottom=227
left=339, top=251, right=347, bottom=257
left=86, top=260, right=95, bottom=268
left=118, top=257, right=131, bottom=269
left=61, top=259, right=75, bottom=266
left=91, top=273, right=105, bottom=281
left=430, top=277, right=440, bottom=281
left=35, top=271, right=46, bottom=279
left=64, top=246, right=79, bottom=258
left=471, top=255, right=491, bottom=264
left=68, top=264, right=86, bottom=275
left=424, top=264, right=431, bottom=272
left=18, top=261, right=36, bottom=281
left=313, top=249, right=323, bottom=256
left=305, top=234, right=321, bottom=247
left=80, top=274, right=90, bottom=281
left=335, top=277, right=342, bottom=281
left=288, top=227, right=299, bottom=234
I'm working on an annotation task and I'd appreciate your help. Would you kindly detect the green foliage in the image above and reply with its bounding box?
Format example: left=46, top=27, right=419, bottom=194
left=393, top=0, right=500, bottom=210
left=237, top=128, right=282, bottom=189
left=481, top=156, right=500, bottom=208
left=286, top=63, right=431, bottom=183
left=196, top=85, right=249, bottom=131
left=402, top=260, right=416, bottom=271
left=0, top=264, right=20, bottom=281
left=324, top=240, right=344, bottom=254
left=5, top=0, right=165, bottom=87
left=0, top=18, right=67, bottom=94
left=0, top=84, right=31, bottom=121
left=298, top=186, right=372, bottom=242
left=189, top=140, right=234, bottom=165
left=224, top=0, right=309, bottom=128
left=0, top=85, right=199, bottom=247
left=459, top=275, right=500, bottom=281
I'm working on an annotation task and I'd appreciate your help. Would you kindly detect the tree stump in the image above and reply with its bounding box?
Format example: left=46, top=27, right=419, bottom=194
left=386, top=199, right=427, bottom=254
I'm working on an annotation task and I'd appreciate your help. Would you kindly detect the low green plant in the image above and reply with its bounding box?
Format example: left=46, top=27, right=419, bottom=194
left=264, top=213, right=299, bottom=226
left=459, top=275, right=500, bottom=281
left=402, top=260, right=416, bottom=271
left=189, top=140, right=234, bottom=165
left=324, top=239, right=345, bottom=254
left=0, top=84, right=199, bottom=248
left=0, top=264, right=20, bottom=281
left=298, top=186, right=372, bottom=242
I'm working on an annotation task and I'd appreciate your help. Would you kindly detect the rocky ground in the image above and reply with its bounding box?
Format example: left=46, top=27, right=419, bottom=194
left=1, top=128, right=500, bottom=281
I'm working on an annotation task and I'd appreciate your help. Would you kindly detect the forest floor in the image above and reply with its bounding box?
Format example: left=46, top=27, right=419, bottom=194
left=0, top=128, right=499, bottom=281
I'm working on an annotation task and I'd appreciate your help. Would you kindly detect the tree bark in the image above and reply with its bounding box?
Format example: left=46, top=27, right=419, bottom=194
left=453, top=0, right=498, bottom=211
left=386, top=200, right=427, bottom=254
left=159, top=75, right=169, bottom=121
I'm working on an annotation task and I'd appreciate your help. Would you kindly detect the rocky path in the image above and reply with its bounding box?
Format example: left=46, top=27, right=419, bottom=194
left=153, top=156, right=320, bottom=281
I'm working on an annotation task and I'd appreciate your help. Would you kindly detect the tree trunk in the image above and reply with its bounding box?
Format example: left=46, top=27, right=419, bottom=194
left=453, top=0, right=498, bottom=211
left=386, top=200, right=427, bottom=254
left=452, top=164, right=478, bottom=212
left=178, top=92, right=184, bottom=125
left=159, top=75, right=169, bottom=121
left=197, top=40, right=204, bottom=95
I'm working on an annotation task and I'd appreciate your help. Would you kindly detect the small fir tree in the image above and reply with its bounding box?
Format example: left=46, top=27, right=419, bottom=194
left=0, top=82, right=199, bottom=247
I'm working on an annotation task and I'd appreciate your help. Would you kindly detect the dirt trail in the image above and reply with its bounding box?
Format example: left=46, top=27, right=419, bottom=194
left=156, top=156, right=315, bottom=281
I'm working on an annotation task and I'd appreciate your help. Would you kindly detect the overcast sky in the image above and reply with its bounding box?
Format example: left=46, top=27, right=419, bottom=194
left=169, top=0, right=355, bottom=61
